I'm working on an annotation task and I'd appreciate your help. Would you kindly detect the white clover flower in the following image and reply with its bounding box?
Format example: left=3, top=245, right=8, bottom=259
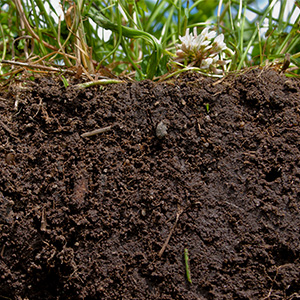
left=174, top=27, right=233, bottom=75
left=201, top=27, right=217, bottom=41
left=201, top=58, right=213, bottom=69
left=212, top=34, right=227, bottom=53
left=179, top=29, right=195, bottom=52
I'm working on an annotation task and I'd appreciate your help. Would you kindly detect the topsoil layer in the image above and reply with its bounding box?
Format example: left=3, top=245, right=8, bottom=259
left=0, top=68, right=300, bottom=300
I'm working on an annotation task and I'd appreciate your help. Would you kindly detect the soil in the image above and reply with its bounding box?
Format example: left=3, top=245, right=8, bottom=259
left=0, top=68, right=299, bottom=300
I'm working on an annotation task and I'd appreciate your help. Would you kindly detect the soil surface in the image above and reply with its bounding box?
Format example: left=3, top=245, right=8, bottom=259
left=0, top=68, right=300, bottom=300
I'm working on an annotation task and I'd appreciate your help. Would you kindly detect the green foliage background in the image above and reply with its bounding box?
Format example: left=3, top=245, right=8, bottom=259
left=0, top=0, right=299, bottom=80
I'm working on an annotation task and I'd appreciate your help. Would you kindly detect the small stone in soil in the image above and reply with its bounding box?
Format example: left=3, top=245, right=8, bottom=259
left=156, top=121, right=168, bottom=139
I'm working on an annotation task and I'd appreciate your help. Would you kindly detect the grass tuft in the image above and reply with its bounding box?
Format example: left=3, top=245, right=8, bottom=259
left=0, top=0, right=299, bottom=82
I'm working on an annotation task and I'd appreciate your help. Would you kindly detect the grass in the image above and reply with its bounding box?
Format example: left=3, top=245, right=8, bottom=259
left=0, top=0, right=299, bottom=82
left=184, top=248, right=192, bottom=284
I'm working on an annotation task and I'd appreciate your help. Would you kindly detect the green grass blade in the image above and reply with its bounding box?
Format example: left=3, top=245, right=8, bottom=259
left=88, top=6, right=162, bottom=79
left=28, top=0, right=47, bottom=56
left=237, top=0, right=278, bottom=70
left=276, top=9, right=300, bottom=55
left=33, top=0, right=58, bottom=40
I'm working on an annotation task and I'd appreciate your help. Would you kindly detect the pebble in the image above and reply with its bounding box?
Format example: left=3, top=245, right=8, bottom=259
left=156, top=121, right=168, bottom=139
left=204, top=115, right=212, bottom=122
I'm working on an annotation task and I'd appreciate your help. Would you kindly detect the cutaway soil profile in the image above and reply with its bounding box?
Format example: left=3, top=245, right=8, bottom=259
left=0, top=68, right=300, bottom=300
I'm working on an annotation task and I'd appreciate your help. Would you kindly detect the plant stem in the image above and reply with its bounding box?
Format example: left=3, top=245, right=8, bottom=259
left=184, top=248, right=192, bottom=284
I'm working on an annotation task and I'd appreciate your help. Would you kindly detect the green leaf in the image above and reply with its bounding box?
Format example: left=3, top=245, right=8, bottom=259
left=184, top=7, right=189, bottom=19
left=138, top=0, right=148, bottom=13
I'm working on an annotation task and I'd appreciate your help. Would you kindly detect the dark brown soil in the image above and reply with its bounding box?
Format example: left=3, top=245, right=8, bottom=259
left=0, top=68, right=300, bottom=300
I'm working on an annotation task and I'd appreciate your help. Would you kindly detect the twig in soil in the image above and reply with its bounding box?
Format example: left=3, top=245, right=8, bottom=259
left=184, top=248, right=192, bottom=284
left=1, top=244, right=5, bottom=258
left=158, top=208, right=183, bottom=258
left=81, top=126, right=112, bottom=138
left=73, top=79, right=125, bottom=90
left=40, top=208, right=47, bottom=231
left=0, top=293, right=12, bottom=300
left=287, top=293, right=300, bottom=300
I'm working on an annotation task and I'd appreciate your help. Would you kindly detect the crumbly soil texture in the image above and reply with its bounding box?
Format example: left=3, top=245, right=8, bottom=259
left=0, top=68, right=300, bottom=300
